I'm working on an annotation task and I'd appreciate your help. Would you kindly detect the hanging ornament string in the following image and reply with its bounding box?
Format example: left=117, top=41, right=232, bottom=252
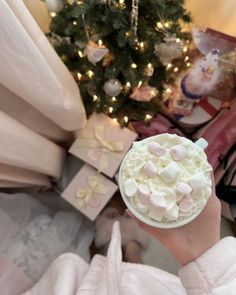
left=131, top=0, right=139, bottom=37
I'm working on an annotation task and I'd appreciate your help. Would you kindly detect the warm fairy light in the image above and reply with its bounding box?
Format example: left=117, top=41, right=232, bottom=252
left=78, top=50, right=84, bottom=58
left=166, top=88, right=172, bottom=93
left=186, top=40, right=190, bottom=43
left=126, top=82, right=131, bottom=88
left=77, top=72, right=82, bottom=80
left=112, top=118, right=118, bottom=124
left=87, top=70, right=94, bottom=78
left=138, top=81, right=143, bottom=87
left=119, top=0, right=126, bottom=8
left=156, top=22, right=163, bottom=29
left=93, top=95, right=98, bottom=102
left=131, top=63, right=137, bottom=69
left=98, top=39, right=103, bottom=46
left=50, top=12, right=57, bottom=18
left=145, top=114, right=152, bottom=121
left=125, top=31, right=130, bottom=37
left=147, top=63, right=153, bottom=68
left=164, top=22, right=170, bottom=28
left=184, top=56, right=190, bottom=61
left=111, top=97, right=117, bottom=102
left=139, top=42, right=144, bottom=50
left=176, top=38, right=181, bottom=43
left=173, top=67, right=179, bottom=72
left=166, top=63, right=172, bottom=70
left=108, top=107, right=114, bottom=113
left=124, top=116, right=129, bottom=123
left=73, top=21, right=77, bottom=26
left=77, top=1, right=83, bottom=4
left=183, top=46, right=188, bottom=52
left=187, top=62, right=191, bottom=67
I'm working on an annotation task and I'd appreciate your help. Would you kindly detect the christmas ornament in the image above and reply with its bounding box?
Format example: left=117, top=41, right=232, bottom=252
left=181, top=49, right=220, bottom=99
left=103, top=79, right=123, bottom=96
left=131, top=0, right=139, bottom=37
left=84, top=41, right=109, bottom=65
left=130, top=84, right=158, bottom=102
left=45, top=0, right=65, bottom=12
left=154, top=36, right=184, bottom=65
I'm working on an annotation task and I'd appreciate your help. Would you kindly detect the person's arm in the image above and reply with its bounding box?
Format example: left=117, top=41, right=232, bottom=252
left=128, top=178, right=236, bottom=294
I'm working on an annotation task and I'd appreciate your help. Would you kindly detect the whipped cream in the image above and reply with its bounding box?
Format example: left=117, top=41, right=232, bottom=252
left=120, top=134, right=212, bottom=224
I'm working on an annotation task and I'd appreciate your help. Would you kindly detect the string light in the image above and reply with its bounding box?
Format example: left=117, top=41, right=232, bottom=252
left=119, top=0, right=126, bottom=8
left=145, top=114, right=152, bottom=121
left=93, top=95, right=98, bottom=102
left=131, top=63, right=137, bottom=69
left=138, top=81, right=143, bottom=87
left=78, top=50, right=84, bottom=58
left=98, top=39, right=103, bottom=46
left=111, top=97, right=117, bottom=102
left=186, top=62, right=191, bottom=67
left=176, top=38, right=181, bottom=43
left=164, top=22, right=170, bottom=28
left=87, top=70, right=94, bottom=78
left=147, top=63, right=153, bottom=68
left=108, top=107, right=114, bottom=113
left=126, top=82, right=131, bottom=88
left=156, top=22, right=163, bottom=29
left=77, top=1, right=83, bottom=4
left=139, top=42, right=144, bottom=50
left=73, top=21, right=77, bottom=26
left=112, top=118, right=118, bottom=124
left=166, top=88, right=172, bottom=93
left=50, top=12, right=57, bottom=18
left=183, top=46, right=188, bottom=53
left=166, top=63, right=173, bottom=70
left=124, top=116, right=129, bottom=123
left=184, top=56, right=189, bottom=61
left=77, top=72, right=82, bottom=80
left=173, top=67, right=179, bottom=72
left=125, top=31, right=130, bottom=37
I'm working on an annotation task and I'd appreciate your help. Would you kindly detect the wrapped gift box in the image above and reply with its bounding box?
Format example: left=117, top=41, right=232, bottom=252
left=70, top=113, right=137, bottom=178
left=61, top=164, right=117, bottom=221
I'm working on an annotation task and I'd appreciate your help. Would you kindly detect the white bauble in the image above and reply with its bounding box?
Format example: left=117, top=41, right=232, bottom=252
left=103, top=79, right=122, bottom=96
left=45, top=0, right=65, bottom=12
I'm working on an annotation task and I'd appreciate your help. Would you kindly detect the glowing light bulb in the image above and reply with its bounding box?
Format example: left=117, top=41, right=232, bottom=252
left=131, top=63, right=137, bottom=69
left=109, top=107, right=114, bottom=113
left=164, top=22, right=170, bottom=28
left=183, top=46, right=188, bottom=52
left=125, top=31, right=130, bottom=37
left=124, top=116, right=129, bottom=123
left=93, top=95, right=98, bottom=102
left=77, top=72, right=82, bottom=80
left=126, top=82, right=131, bottom=87
left=112, top=118, right=118, bottom=124
left=87, top=70, right=94, bottom=78
left=166, top=88, right=172, bottom=93
left=98, top=39, right=103, bottom=46
left=145, top=114, right=152, bottom=121
left=50, top=12, right=57, bottom=18
left=187, top=62, right=191, bottom=67
left=173, top=67, right=179, bottom=72
left=73, top=21, right=77, bottom=26
left=147, top=63, right=153, bottom=68
left=176, top=38, right=181, bottom=43
left=78, top=51, right=84, bottom=58
left=184, top=56, right=189, bottom=61
left=139, top=42, right=144, bottom=50
left=166, top=63, right=172, bottom=70
left=111, top=97, right=117, bottom=102
left=156, top=22, right=163, bottom=29
left=138, top=81, right=143, bottom=87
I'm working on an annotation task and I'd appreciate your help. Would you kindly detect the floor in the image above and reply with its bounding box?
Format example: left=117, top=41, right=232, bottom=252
left=141, top=217, right=234, bottom=275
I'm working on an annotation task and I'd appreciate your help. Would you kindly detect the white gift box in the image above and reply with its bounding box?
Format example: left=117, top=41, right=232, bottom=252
left=70, top=113, right=138, bottom=178
left=61, top=164, right=118, bottom=221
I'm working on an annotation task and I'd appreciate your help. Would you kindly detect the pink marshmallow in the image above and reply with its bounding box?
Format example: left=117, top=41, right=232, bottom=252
left=170, top=145, right=188, bottom=161
left=179, top=196, right=194, bottom=212
left=143, top=160, right=158, bottom=178
left=150, top=192, right=167, bottom=213
left=148, top=142, right=166, bottom=157
left=137, top=184, right=151, bottom=204
left=176, top=182, right=192, bottom=195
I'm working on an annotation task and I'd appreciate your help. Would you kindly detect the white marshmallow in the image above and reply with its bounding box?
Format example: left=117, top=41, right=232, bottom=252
left=189, top=173, right=209, bottom=191
left=150, top=192, right=167, bottom=213
left=170, top=145, right=188, bottom=161
left=160, top=162, right=180, bottom=183
left=148, top=209, right=163, bottom=222
left=195, top=138, right=208, bottom=150
left=164, top=204, right=179, bottom=221
left=135, top=201, right=149, bottom=214
left=176, top=182, right=192, bottom=195
left=143, top=161, right=158, bottom=178
left=136, top=184, right=151, bottom=204
left=148, top=142, right=166, bottom=157
left=179, top=196, right=194, bottom=212
left=124, top=179, right=138, bottom=197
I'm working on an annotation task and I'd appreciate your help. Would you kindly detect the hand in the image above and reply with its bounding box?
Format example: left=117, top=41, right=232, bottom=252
left=127, top=175, right=221, bottom=266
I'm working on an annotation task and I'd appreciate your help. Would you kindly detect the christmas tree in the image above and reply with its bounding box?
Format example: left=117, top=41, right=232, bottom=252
left=44, top=0, right=191, bottom=126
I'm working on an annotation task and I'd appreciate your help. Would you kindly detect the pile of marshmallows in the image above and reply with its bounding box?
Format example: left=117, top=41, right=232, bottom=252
left=123, top=137, right=212, bottom=223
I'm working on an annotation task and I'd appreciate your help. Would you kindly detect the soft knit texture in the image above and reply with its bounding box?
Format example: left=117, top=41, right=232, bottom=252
left=22, top=223, right=236, bottom=295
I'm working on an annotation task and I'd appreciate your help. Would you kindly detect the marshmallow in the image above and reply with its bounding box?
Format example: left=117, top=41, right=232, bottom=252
left=189, top=173, right=209, bottom=191
left=143, top=161, right=158, bottom=178
left=124, top=179, right=138, bottom=197
left=160, top=162, right=180, bottom=183
left=148, top=209, right=163, bottom=222
left=150, top=192, right=167, bottom=213
left=195, top=138, right=208, bottom=150
left=136, top=184, right=151, bottom=204
left=170, top=145, right=188, bottom=161
left=135, top=201, right=149, bottom=214
left=179, top=196, right=194, bottom=212
left=176, top=182, right=192, bottom=195
left=148, top=142, right=166, bottom=157
left=164, top=204, right=179, bottom=221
